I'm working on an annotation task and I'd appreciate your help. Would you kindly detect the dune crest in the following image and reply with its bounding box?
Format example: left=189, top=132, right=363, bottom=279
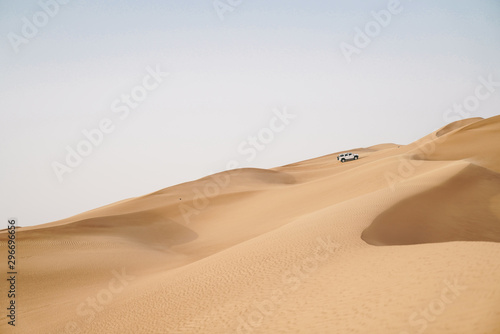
left=362, top=164, right=500, bottom=245
left=435, top=117, right=483, bottom=137
left=2, top=116, right=500, bottom=334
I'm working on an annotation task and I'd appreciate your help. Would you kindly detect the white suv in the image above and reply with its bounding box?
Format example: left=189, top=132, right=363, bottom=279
left=337, top=152, right=359, bottom=163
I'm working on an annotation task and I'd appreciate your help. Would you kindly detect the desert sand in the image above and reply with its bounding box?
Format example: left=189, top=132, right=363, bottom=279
left=1, top=116, right=500, bottom=333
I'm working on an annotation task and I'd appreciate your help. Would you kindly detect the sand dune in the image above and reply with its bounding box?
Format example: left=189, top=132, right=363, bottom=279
left=435, top=117, right=483, bottom=137
left=362, top=164, right=500, bottom=245
left=1, top=116, right=500, bottom=333
left=414, top=115, right=500, bottom=172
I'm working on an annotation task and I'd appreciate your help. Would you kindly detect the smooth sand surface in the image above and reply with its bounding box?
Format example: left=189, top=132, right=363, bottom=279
left=1, top=116, right=500, bottom=333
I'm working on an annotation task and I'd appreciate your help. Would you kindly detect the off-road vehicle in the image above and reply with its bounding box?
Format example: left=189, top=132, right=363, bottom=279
left=337, top=152, right=359, bottom=163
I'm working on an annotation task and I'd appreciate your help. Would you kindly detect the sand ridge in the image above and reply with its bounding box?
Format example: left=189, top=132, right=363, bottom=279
left=1, top=116, right=500, bottom=333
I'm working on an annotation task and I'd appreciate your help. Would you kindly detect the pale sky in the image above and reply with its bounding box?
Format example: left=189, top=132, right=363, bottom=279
left=1, top=0, right=500, bottom=227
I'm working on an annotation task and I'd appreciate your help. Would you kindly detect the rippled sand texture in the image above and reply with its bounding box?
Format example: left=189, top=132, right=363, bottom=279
left=1, top=116, right=500, bottom=333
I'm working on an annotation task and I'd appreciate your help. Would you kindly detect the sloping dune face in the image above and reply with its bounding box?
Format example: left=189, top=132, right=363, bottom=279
left=362, top=164, right=500, bottom=245
left=1, top=117, right=500, bottom=334
left=414, top=115, right=500, bottom=172
left=362, top=115, right=500, bottom=246
left=22, top=212, right=199, bottom=250
left=435, top=117, right=483, bottom=137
